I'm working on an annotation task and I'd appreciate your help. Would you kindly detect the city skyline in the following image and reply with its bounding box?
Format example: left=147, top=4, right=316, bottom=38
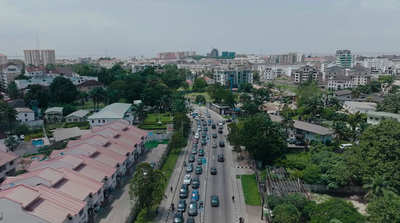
left=1, top=0, right=400, bottom=59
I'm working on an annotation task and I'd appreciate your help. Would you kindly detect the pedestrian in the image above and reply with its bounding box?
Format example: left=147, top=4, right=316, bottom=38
left=155, top=208, right=159, bottom=216
left=232, top=195, right=235, bottom=202
left=170, top=186, right=173, bottom=192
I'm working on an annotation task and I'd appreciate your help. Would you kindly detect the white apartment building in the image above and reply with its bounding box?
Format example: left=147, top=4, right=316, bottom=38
left=0, top=54, right=7, bottom=65
left=1, top=64, right=21, bottom=89
left=40, top=50, right=56, bottom=67
left=14, top=76, right=99, bottom=89
left=24, top=50, right=41, bottom=66
left=213, top=68, right=253, bottom=88
left=15, top=107, right=35, bottom=123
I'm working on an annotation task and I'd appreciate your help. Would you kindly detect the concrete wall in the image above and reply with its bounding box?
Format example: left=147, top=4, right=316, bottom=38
left=305, top=184, right=365, bottom=195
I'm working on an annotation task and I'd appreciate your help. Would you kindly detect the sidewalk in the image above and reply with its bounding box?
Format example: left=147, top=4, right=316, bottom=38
left=95, top=144, right=167, bottom=223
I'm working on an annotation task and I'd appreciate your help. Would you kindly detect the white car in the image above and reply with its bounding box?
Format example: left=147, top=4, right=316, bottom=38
left=183, top=174, right=192, bottom=185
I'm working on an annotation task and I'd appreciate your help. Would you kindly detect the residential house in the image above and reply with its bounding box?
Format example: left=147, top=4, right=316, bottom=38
left=0, top=151, right=18, bottom=183
left=334, top=89, right=367, bottom=102
left=0, top=196, right=51, bottom=223
left=15, top=107, right=35, bottom=123
left=14, top=76, right=99, bottom=90
left=367, top=111, right=400, bottom=125
left=8, top=99, right=26, bottom=108
left=204, top=76, right=214, bottom=85
left=87, top=103, right=134, bottom=128
left=45, top=107, right=63, bottom=123
left=65, top=110, right=90, bottom=123
left=269, top=114, right=333, bottom=143
left=343, top=101, right=377, bottom=114
left=77, top=80, right=105, bottom=93
left=25, top=66, right=46, bottom=77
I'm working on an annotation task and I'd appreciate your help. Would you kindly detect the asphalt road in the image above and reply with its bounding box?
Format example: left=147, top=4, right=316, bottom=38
left=167, top=105, right=236, bottom=223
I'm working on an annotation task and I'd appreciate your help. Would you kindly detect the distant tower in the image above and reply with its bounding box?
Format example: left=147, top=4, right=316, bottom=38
left=23, top=50, right=41, bottom=66
left=210, top=48, right=219, bottom=58
left=335, top=50, right=353, bottom=68
left=0, top=53, right=7, bottom=65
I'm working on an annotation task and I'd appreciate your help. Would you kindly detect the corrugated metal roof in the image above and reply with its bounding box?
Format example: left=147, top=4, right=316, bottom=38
left=88, top=103, right=132, bottom=119
left=0, top=151, right=18, bottom=166
left=45, top=107, right=63, bottom=114
left=0, top=185, right=40, bottom=208
left=65, top=109, right=90, bottom=118
left=269, top=114, right=333, bottom=135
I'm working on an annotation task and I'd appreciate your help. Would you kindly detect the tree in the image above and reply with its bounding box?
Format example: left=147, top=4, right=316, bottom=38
left=328, top=97, right=343, bottom=111
left=239, top=83, right=253, bottom=93
left=346, top=112, right=367, bottom=142
left=45, top=64, right=56, bottom=70
left=129, top=163, right=167, bottom=215
left=49, top=77, right=79, bottom=104
left=239, top=93, right=251, bottom=103
left=173, top=113, right=190, bottom=137
left=142, top=83, right=171, bottom=109
left=241, top=101, right=260, bottom=118
left=310, top=198, right=366, bottom=223
left=0, top=102, right=18, bottom=133
left=24, top=84, right=50, bottom=108
left=378, top=93, right=400, bottom=113
left=77, top=91, right=89, bottom=109
left=331, top=121, right=348, bottom=141
left=302, top=164, right=323, bottom=184
left=280, top=112, right=294, bottom=137
left=89, top=87, right=107, bottom=111
left=207, top=83, right=225, bottom=103
left=227, top=122, right=242, bottom=155
left=192, top=77, right=207, bottom=92
left=180, top=81, right=190, bottom=91
left=13, top=123, right=30, bottom=136
left=223, top=89, right=236, bottom=108
left=297, top=80, right=321, bottom=107
left=273, top=203, right=301, bottom=223
left=63, top=104, right=77, bottom=117
left=4, top=136, right=20, bottom=152
left=363, top=173, right=398, bottom=201
left=195, top=95, right=206, bottom=104
left=346, top=120, right=400, bottom=193
left=240, top=113, right=286, bottom=164
left=7, top=81, right=21, bottom=100
left=170, top=130, right=187, bottom=151
left=133, top=103, right=147, bottom=123
left=367, top=190, right=400, bottom=223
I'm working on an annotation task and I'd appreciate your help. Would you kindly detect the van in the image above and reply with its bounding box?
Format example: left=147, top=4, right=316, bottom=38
left=340, top=144, right=352, bottom=150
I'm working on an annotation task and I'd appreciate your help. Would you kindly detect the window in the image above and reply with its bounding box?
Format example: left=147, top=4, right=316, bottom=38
left=25, top=114, right=27, bottom=117
left=9, top=160, right=14, bottom=166
left=25, top=119, right=28, bottom=122
left=98, top=120, right=100, bottom=123
left=92, top=120, right=94, bottom=123
left=103, top=120, right=105, bottom=123
left=98, top=190, right=101, bottom=195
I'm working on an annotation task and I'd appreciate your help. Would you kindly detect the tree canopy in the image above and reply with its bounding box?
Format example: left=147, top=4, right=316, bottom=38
left=310, top=198, right=366, bottom=223
left=49, top=77, right=79, bottom=104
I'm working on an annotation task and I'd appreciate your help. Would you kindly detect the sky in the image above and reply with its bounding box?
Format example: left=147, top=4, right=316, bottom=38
left=1, top=0, right=400, bottom=59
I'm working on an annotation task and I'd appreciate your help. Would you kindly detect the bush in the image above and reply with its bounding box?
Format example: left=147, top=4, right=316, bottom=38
left=63, top=121, right=90, bottom=129
left=273, top=203, right=301, bottom=223
left=25, top=133, right=44, bottom=141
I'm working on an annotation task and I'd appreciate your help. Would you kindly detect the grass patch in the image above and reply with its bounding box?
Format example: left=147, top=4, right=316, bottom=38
left=236, top=175, right=241, bottom=179
left=185, top=92, right=212, bottom=103
left=241, top=174, right=262, bottom=206
left=161, top=147, right=182, bottom=179
left=145, top=140, right=170, bottom=149
left=139, top=124, right=167, bottom=130
left=274, top=83, right=299, bottom=93
left=143, top=113, right=172, bottom=124
left=46, top=123, right=63, bottom=130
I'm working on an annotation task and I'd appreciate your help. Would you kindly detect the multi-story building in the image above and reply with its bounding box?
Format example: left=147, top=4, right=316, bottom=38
left=335, top=50, right=353, bottom=68
left=24, top=50, right=41, bottom=66
left=268, top=52, right=305, bottom=64
left=326, top=75, right=354, bottom=90
left=213, top=68, right=253, bottom=88
left=14, top=76, right=99, bottom=89
left=88, top=103, right=134, bottom=128
left=0, top=54, right=8, bottom=65
left=40, top=50, right=56, bottom=67
left=210, top=49, right=219, bottom=58
left=349, top=66, right=371, bottom=86
left=1, top=64, right=21, bottom=90
left=157, top=51, right=196, bottom=59
left=290, top=65, right=323, bottom=84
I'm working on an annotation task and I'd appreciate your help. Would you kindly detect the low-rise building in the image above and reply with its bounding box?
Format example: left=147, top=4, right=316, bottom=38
left=45, top=107, right=63, bottom=123
left=15, top=107, right=35, bottom=123
left=343, top=101, right=377, bottom=114
left=269, top=114, right=333, bottom=143
left=367, top=111, right=400, bottom=125
left=213, top=68, right=253, bottom=88
left=334, top=89, right=367, bottom=102
left=0, top=151, right=18, bottom=183
left=87, top=103, right=134, bottom=128
left=65, top=110, right=90, bottom=123
left=77, top=80, right=105, bottom=93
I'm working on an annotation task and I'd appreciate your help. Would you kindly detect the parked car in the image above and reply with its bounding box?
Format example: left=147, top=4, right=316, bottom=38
left=219, top=141, right=225, bottom=147
left=177, top=200, right=187, bottom=212
left=183, top=174, right=192, bottom=185
left=188, top=200, right=198, bottom=216
left=211, top=195, right=219, bottom=207
left=186, top=163, right=193, bottom=173
left=174, top=212, right=184, bottom=223
left=217, top=154, right=224, bottom=162
left=295, top=140, right=305, bottom=146
left=195, top=166, right=203, bottom=175
left=225, top=119, right=232, bottom=123
left=210, top=167, right=217, bottom=175
left=212, top=142, right=217, bottom=148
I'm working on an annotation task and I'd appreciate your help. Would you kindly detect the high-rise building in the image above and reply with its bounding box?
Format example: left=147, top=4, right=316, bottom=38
left=210, top=49, right=219, bottom=58
left=41, top=50, right=56, bottom=67
left=23, top=50, right=41, bottom=66
left=0, top=54, right=8, bottom=65
left=335, top=50, right=353, bottom=68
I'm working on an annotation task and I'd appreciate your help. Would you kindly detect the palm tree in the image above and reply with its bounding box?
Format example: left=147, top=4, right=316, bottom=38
left=363, top=173, right=398, bottom=201
left=134, top=103, right=147, bottom=123
left=324, top=89, right=334, bottom=106
left=279, top=98, right=290, bottom=112
left=331, top=121, right=348, bottom=141
left=351, top=87, right=360, bottom=99
left=0, top=102, right=18, bottom=133
left=305, top=94, right=324, bottom=117
left=241, top=101, right=259, bottom=118
left=160, top=95, right=172, bottom=112
left=328, top=96, right=343, bottom=111
left=380, top=93, right=400, bottom=114
left=239, top=94, right=251, bottom=103
left=89, top=87, right=106, bottom=111
left=4, top=136, right=20, bottom=152
left=78, top=91, right=89, bottom=109
left=280, top=112, right=294, bottom=138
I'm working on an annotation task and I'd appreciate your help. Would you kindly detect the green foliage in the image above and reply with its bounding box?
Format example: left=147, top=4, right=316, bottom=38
left=62, top=104, right=77, bottom=117
left=240, top=113, right=286, bottom=165
left=25, top=133, right=44, bottom=141
left=240, top=174, right=261, bottom=206
left=268, top=193, right=315, bottom=222
left=7, top=81, right=21, bottom=100
left=63, top=121, right=90, bottom=129
left=192, top=77, right=207, bottom=92
left=5, top=136, right=20, bottom=152
left=207, top=83, right=225, bottom=103
left=297, top=80, right=321, bottom=108
left=89, top=87, right=107, bottom=111
left=227, top=122, right=242, bottom=153
left=302, top=164, right=323, bottom=184
left=273, top=203, right=301, bottom=223
left=266, top=194, right=284, bottom=209
left=367, top=191, right=400, bottom=223
left=378, top=92, right=400, bottom=114
left=13, top=123, right=30, bottom=136
left=172, top=113, right=190, bottom=137
left=169, top=131, right=186, bottom=150
left=309, top=198, right=366, bottom=223
left=0, top=101, right=18, bottom=133
left=285, top=152, right=310, bottom=170
left=49, top=77, right=79, bottom=104
left=24, top=84, right=50, bottom=108
left=195, top=95, right=206, bottom=104
left=129, top=163, right=167, bottom=213
left=239, top=83, right=253, bottom=93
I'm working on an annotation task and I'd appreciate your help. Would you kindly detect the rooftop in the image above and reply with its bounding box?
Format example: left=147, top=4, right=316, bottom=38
left=269, top=114, right=333, bottom=135
left=65, top=109, right=90, bottom=118
left=0, top=151, right=18, bottom=167
left=367, top=111, right=400, bottom=119
left=344, top=101, right=377, bottom=109
left=77, top=79, right=104, bottom=87
left=45, top=107, right=63, bottom=114
left=15, top=107, right=34, bottom=113
left=88, top=103, right=132, bottom=120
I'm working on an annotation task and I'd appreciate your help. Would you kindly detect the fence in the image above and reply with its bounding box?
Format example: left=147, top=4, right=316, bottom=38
left=304, top=184, right=365, bottom=195
left=146, top=133, right=170, bottom=142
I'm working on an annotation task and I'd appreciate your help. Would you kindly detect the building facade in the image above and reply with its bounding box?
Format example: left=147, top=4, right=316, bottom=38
left=290, top=65, right=323, bottom=84
left=24, top=50, right=41, bottom=66
left=0, top=54, right=8, bottom=65
left=335, top=50, right=353, bottom=68
left=213, top=68, right=253, bottom=87
left=40, top=50, right=56, bottom=67
left=1, top=64, right=21, bottom=90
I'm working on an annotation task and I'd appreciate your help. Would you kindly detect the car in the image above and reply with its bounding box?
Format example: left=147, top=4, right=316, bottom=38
left=183, top=174, right=192, bottom=185
left=202, top=122, right=207, bottom=126
left=219, top=141, right=225, bottom=147
left=201, top=139, right=207, bottom=146
left=207, top=114, right=211, bottom=118
left=188, top=200, right=198, bottom=216
left=287, top=139, right=297, bottom=144
left=219, top=123, right=223, bottom=129
left=340, top=143, right=353, bottom=150
left=177, top=200, right=187, bottom=212
left=191, top=190, right=199, bottom=201
left=191, top=149, right=197, bottom=155
left=186, top=163, right=193, bottom=173
left=212, top=142, right=217, bottom=148
left=198, top=149, right=205, bottom=157
left=201, top=116, right=205, bottom=121
left=211, top=195, right=219, bottom=207
left=212, top=124, right=216, bottom=129
left=192, top=178, right=200, bottom=189
left=179, top=184, right=189, bottom=198
left=189, top=155, right=195, bottom=163
left=195, top=116, right=200, bottom=120
left=218, top=129, right=223, bottom=134
left=204, top=127, right=208, bottom=132
left=149, top=162, right=156, bottom=169
left=217, top=154, right=224, bottom=162
left=20, top=135, right=25, bottom=140
left=197, top=157, right=203, bottom=165
left=210, top=167, right=217, bottom=175
left=197, top=127, right=202, bottom=132
left=187, top=217, right=195, bottom=223
left=193, top=138, right=199, bottom=143
left=193, top=143, right=198, bottom=148
left=195, top=166, right=203, bottom=175
left=212, top=133, right=217, bottom=138
left=202, top=132, right=207, bottom=138
left=225, top=119, right=232, bottom=123
left=174, top=212, right=184, bottom=223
